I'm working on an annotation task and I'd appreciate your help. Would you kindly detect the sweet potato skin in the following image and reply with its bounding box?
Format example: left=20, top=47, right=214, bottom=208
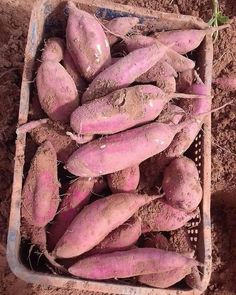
left=36, top=61, right=79, bottom=122
left=22, top=141, right=60, bottom=227
left=41, top=37, right=65, bottom=62
left=54, top=193, right=157, bottom=258
left=163, top=156, right=202, bottom=212
left=65, top=121, right=182, bottom=177
left=82, top=44, right=167, bottom=102
left=107, top=165, right=140, bottom=193
left=68, top=248, right=198, bottom=279
left=139, top=199, right=199, bottom=232
left=47, top=177, right=94, bottom=251
left=71, top=85, right=170, bottom=135
left=66, top=2, right=111, bottom=81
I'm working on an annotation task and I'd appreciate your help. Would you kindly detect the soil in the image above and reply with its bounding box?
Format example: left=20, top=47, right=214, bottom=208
left=0, top=0, right=235, bottom=295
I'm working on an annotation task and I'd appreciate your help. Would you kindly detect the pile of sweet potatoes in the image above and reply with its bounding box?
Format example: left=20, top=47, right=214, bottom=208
left=19, top=0, right=215, bottom=290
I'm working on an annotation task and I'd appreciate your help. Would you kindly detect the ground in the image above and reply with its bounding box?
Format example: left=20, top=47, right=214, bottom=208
left=0, top=0, right=235, bottom=294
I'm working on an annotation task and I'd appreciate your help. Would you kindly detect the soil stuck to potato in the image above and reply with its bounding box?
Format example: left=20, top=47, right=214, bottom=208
left=0, top=0, right=236, bottom=295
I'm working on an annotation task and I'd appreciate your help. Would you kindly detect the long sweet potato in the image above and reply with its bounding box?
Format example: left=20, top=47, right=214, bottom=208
left=66, top=1, right=111, bottom=81
left=36, top=61, right=79, bottom=122
left=47, top=177, right=94, bottom=251
left=22, top=141, right=60, bottom=227
left=82, top=44, right=168, bottom=102
left=54, top=193, right=158, bottom=258
left=68, top=248, right=199, bottom=279
left=107, top=165, right=140, bottom=193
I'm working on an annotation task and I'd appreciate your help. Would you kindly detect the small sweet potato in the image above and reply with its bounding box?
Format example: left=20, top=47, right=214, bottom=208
left=105, top=17, right=139, bottom=45
left=54, top=193, right=158, bottom=258
left=156, top=75, right=176, bottom=93
left=82, top=44, right=168, bottom=102
left=163, top=156, right=202, bottom=212
left=36, top=61, right=79, bottom=122
left=47, top=177, right=94, bottom=251
left=63, top=49, right=87, bottom=92
left=93, top=216, right=142, bottom=253
left=139, top=199, right=199, bottom=232
left=68, top=248, right=199, bottom=279
left=22, top=141, right=60, bottom=227
left=66, top=1, right=111, bottom=81
left=41, top=37, right=65, bottom=62
left=107, top=165, right=140, bottom=193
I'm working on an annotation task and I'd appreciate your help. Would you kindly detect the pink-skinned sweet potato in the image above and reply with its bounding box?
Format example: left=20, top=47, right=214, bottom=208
left=152, top=25, right=229, bottom=54
left=93, top=216, right=142, bottom=253
left=139, top=199, right=199, bottom=232
left=66, top=1, right=111, bottom=81
left=105, top=17, right=139, bottom=46
left=63, top=50, right=87, bottom=92
left=36, top=61, right=79, bottom=122
left=68, top=247, right=199, bottom=279
left=82, top=44, right=168, bottom=102
left=156, top=75, right=176, bottom=93
left=54, top=193, right=159, bottom=258
left=107, top=165, right=140, bottom=193
left=136, top=61, right=177, bottom=83
left=124, top=35, right=195, bottom=72
left=163, top=156, right=202, bottom=212
left=47, top=177, right=94, bottom=251
left=30, top=119, right=77, bottom=163
left=41, top=37, right=65, bottom=62
left=65, top=119, right=191, bottom=177
left=22, top=141, right=60, bottom=227
left=140, top=83, right=210, bottom=188
left=157, top=104, right=185, bottom=125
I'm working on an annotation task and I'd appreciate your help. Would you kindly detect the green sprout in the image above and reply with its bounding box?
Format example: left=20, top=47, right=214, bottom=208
left=208, top=0, right=229, bottom=42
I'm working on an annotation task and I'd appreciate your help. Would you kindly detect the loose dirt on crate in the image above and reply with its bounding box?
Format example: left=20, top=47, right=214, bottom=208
left=0, top=0, right=236, bottom=294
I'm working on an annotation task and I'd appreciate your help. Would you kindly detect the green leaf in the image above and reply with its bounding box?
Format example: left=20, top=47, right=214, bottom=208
left=216, top=12, right=229, bottom=25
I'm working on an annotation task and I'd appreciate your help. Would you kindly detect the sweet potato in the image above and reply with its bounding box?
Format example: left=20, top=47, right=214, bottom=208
left=47, top=177, right=94, bottom=251
left=65, top=120, right=189, bottom=177
left=72, top=85, right=175, bottom=135
left=82, top=44, right=168, bottom=102
left=124, top=35, right=195, bottom=72
left=63, top=50, right=87, bottom=92
left=36, top=61, right=79, bottom=122
left=107, top=165, right=140, bottom=193
left=41, top=37, right=65, bottom=62
left=157, top=104, right=185, bottom=125
left=163, top=156, right=202, bottom=212
left=68, top=248, right=199, bottom=279
left=22, top=141, right=60, bottom=227
left=93, top=216, right=142, bottom=253
left=176, top=69, right=194, bottom=92
left=144, top=233, right=170, bottom=250
left=139, top=199, right=199, bottom=232
left=92, top=177, right=107, bottom=196
left=152, top=25, right=229, bottom=54
left=66, top=1, right=111, bottom=81
left=105, top=17, right=139, bottom=46
left=136, top=61, right=177, bottom=83
left=30, top=119, right=77, bottom=163
left=54, top=193, right=158, bottom=258
left=156, top=75, right=176, bottom=93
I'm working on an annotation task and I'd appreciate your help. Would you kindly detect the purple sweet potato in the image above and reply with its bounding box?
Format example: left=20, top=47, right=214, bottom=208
left=72, top=85, right=175, bottom=135
left=66, top=1, right=111, bottom=81
left=163, top=156, right=202, bottom=212
left=65, top=120, right=189, bottom=177
left=93, top=217, right=142, bottom=253
left=63, top=49, right=87, bottom=92
left=30, top=120, right=77, bottom=163
left=105, top=17, right=139, bottom=46
left=41, top=37, right=65, bottom=62
left=82, top=44, right=168, bottom=102
left=107, top=165, right=140, bottom=193
left=47, top=177, right=94, bottom=251
left=22, top=141, right=60, bottom=227
left=139, top=199, right=199, bottom=232
left=124, top=35, right=195, bottom=72
left=54, top=193, right=158, bottom=258
left=36, top=61, right=79, bottom=122
left=68, top=247, right=199, bottom=279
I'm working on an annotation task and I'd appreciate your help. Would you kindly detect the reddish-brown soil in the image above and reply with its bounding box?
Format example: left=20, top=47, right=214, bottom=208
left=0, top=0, right=235, bottom=294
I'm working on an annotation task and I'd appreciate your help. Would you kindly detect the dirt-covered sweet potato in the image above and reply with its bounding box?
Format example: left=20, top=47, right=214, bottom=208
left=41, top=37, right=65, bottom=62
